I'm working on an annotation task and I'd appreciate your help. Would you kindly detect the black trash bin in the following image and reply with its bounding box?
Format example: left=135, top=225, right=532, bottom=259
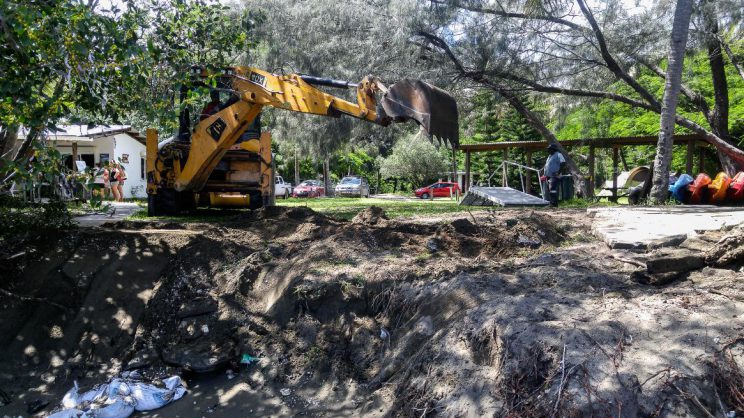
left=558, top=175, right=574, bottom=201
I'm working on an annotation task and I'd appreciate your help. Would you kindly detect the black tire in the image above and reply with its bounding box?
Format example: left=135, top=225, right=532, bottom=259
left=149, top=189, right=194, bottom=216
left=252, top=192, right=264, bottom=209
left=147, top=193, right=156, bottom=216
left=421, top=192, right=430, bottom=199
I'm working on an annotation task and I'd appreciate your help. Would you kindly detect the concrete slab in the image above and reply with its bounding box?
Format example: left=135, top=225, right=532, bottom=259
left=74, top=202, right=142, bottom=227
left=589, top=206, right=744, bottom=250
left=460, top=186, right=549, bottom=207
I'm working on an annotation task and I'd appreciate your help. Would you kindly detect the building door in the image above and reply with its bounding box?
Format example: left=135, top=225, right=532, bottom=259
left=81, top=154, right=94, bottom=168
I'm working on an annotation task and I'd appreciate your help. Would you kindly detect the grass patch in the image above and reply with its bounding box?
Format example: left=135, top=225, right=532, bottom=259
left=277, top=197, right=493, bottom=220
left=339, top=274, right=365, bottom=295
left=557, top=198, right=621, bottom=208
left=126, top=207, right=251, bottom=223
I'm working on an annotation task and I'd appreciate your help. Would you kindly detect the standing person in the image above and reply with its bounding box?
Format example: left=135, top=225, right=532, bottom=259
left=540, top=143, right=565, bottom=207
left=109, top=161, right=121, bottom=202
left=116, top=163, right=127, bottom=202
left=102, top=162, right=111, bottom=199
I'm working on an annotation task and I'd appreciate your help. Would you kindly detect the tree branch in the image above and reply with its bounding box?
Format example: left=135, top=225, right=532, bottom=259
left=448, top=1, right=588, bottom=32
left=483, top=69, right=658, bottom=112
left=575, top=0, right=662, bottom=109
left=634, top=55, right=712, bottom=122
left=717, top=34, right=744, bottom=82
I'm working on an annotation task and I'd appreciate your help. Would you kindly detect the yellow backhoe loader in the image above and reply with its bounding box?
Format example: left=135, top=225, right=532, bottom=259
left=145, top=66, right=458, bottom=215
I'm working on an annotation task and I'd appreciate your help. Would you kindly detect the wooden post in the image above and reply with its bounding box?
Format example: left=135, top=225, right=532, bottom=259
left=686, top=138, right=694, bottom=174
left=588, top=145, right=595, bottom=198
left=502, top=148, right=508, bottom=187
left=464, top=150, right=471, bottom=194
left=71, top=142, right=78, bottom=171
left=451, top=147, right=457, bottom=191
left=525, top=150, right=532, bottom=195
left=698, top=147, right=705, bottom=174
left=612, top=146, right=619, bottom=201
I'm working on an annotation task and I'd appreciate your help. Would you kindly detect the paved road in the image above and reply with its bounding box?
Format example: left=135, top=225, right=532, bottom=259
left=589, top=206, right=744, bottom=249
left=75, top=202, right=142, bottom=227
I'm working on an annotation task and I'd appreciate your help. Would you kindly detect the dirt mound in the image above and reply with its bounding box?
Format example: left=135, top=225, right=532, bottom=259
left=352, top=206, right=389, bottom=225
left=3, top=209, right=742, bottom=417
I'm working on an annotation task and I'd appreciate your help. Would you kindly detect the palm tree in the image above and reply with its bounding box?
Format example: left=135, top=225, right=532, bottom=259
left=650, top=0, right=695, bottom=203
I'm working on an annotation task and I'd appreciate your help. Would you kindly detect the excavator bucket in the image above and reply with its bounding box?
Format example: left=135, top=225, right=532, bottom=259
left=380, top=79, right=459, bottom=148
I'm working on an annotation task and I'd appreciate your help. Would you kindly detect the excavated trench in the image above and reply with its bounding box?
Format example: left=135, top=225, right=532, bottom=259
left=1, top=207, right=743, bottom=417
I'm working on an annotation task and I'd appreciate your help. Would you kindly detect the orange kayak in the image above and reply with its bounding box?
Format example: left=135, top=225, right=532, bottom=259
left=708, top=172, right=731, bottom=204
left=688, top=173, right=711, bottom=204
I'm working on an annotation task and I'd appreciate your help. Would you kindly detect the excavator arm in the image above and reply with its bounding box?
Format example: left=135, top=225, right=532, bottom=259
left=147, top=65, right=458, bottom=214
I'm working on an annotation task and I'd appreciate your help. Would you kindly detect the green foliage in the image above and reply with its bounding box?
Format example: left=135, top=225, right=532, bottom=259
left=0, top=0, right=259, bottom=154
left=121, top=0, right=262, bottom=135
left=460, top=92, right=543, bottom=186
left=550, top=49, right=744, bottom=179
left=0, top=0, right=141, bottom=129
left=332, top=150, right=377, bottom=182
left=2, top=142, right=66, bottom=190
left=380, top=133, right=448, bottom=187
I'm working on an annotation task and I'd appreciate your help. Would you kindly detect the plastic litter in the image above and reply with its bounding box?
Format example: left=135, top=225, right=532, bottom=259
left=380, top=327, right=389, bottom=340
left=49, top=375, right=187, bottom=418
left=239, top=353, right=258, bottom=365
left=280, top=388, right=291, bottom=396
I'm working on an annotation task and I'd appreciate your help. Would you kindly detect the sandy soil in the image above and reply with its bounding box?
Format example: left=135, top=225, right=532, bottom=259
left=0, top=206, right=742, bottom=417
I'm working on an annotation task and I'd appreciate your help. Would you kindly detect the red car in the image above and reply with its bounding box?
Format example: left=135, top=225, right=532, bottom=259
left=292, top=180, right=325, bottom=198
left=414, top=182, right=461, bottom=199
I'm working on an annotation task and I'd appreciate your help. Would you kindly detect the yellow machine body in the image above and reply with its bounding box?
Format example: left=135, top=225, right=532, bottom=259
left=146, top=66, right=459, bottom=215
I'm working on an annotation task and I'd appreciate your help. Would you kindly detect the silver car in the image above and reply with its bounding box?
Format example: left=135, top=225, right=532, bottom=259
left=335, top=176, right=370, bottom=197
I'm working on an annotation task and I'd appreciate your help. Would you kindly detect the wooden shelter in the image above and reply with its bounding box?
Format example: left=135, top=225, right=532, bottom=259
left=457, top=134, right=710, bottom=199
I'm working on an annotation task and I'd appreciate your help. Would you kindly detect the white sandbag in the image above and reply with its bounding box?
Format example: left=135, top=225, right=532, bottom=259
left=77, top=385, right=107, bottom=405
left=47, top=408, right=85, bottom=418
left=61, top=381, right=107, bottom=409
left=61, top=382, right=81, bottom=409
left=84, top=397, right=135, bottom=418
left=162, top=376, right=186, bottom=401
left=130, top=376, right=186, bottom=411
left=105, top=379, right=131, bottom=398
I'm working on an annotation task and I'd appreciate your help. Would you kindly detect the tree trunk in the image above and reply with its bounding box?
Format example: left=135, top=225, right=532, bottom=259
left=322, top=156, right=330, bottom=196
left=497, top=89, right=588, bottom=197
left=650, top=0, right=694, bottom=203
left=0, top=126, right=20, bottom=170
left=702, top=0, right=736, bottom=175
left=294, top=149, right=300, bottom=186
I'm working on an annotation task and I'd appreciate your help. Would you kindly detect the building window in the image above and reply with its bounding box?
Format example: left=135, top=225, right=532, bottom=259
left=140, top=158, right=145, bottom=180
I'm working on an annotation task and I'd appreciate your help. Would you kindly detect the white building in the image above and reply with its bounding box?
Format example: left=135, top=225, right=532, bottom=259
left=22, top=125, right=149, bottom=198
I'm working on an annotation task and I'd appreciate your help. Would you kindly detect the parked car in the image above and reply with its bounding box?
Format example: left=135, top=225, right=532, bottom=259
left=414, top=182, right=461, bottom=199
left=335, top=176, right=370, bottom=197
left=293, top=180, right=325, bottom=198
left=275, top=175, right=293, bottom=199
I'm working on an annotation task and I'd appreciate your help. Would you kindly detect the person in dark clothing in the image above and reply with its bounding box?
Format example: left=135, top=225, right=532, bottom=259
left=199, top=90, right=222, bottom=121
left=540, top=143, right=565, bottom=207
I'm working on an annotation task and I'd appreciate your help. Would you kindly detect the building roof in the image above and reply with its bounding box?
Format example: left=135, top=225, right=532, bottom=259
left=19, top=124, right=147, bottom=145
